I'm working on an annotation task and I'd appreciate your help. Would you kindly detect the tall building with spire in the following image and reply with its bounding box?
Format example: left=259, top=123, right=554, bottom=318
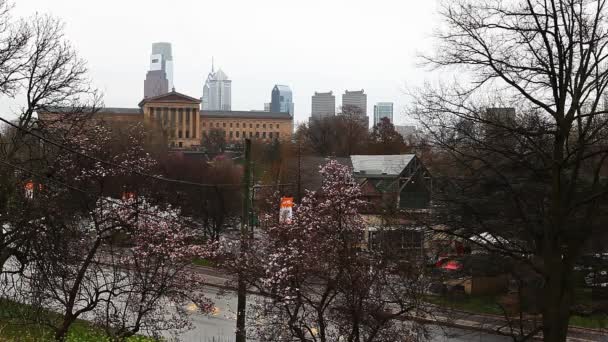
left=202, top=59, right=232, bottom=111
left=144, top=42, right=173, bottom=98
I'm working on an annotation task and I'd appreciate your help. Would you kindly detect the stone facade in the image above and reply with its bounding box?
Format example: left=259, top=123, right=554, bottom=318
left=201, top=110, right=293, bottom=142
left=38, top=91, right=294, bottom=149
left=139, top=92, right=201, bottom=148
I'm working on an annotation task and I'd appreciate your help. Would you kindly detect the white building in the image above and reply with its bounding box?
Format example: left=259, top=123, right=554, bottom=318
left=311, top=91, right=335, bottom=119
left=342, top=89, right=367, bottom=115
left=202, top=64, right=232, bottom=111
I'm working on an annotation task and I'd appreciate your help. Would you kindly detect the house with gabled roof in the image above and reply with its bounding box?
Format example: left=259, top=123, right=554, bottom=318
left=350, top=154, right=432, bottom=210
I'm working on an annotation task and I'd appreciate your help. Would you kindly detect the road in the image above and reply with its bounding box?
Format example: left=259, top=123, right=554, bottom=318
left=176, top=286, right=512, bottom=342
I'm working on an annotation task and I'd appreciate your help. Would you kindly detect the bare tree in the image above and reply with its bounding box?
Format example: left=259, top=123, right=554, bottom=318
left=0, top=5, right=100, bottom=275
left=413, top=0, right=608, bottom=340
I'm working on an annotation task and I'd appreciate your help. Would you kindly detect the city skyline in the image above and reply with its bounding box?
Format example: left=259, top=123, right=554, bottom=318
left=1, top=0, right=436, bottom=126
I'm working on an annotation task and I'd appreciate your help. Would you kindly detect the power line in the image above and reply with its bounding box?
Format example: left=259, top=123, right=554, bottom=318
left=0, top=116, right=241, bottom=188
left=0, top=159, right=210, bottom=224
left=0, top=159, right=87, bottom=194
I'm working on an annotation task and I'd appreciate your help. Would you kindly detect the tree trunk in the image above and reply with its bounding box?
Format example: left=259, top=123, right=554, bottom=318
left=55, top=315, right=74, bottom=342
left=541, top=256, right=573, bottom=342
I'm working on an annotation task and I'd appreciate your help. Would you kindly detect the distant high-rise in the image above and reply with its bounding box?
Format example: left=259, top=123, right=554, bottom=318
left=373, top=102, right=394, bottom=126
left=342, top=89, right=367, bottom=115
left=311, top=91, right=335, bottom=119
left=271, top=85, right=294, bottom=116
left=202, top=61, right=232, bottom=111
left=152, top=42, right=174, bottom=90
left=342, top=90, right=369, bottom=129
left=395, top=125, right=416, bottom=140
left=144, top=42, right=173, bottom=98
left=264, top=102, right=271, bottom=112
left=143, top=70, right=168, bottom=98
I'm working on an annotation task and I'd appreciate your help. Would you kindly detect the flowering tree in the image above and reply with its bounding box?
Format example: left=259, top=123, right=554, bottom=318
left=4, top=123, right=215, bottom=341
left=228, top=160, right=428, bottom=342
left=93, top=199, right=215, bottom=341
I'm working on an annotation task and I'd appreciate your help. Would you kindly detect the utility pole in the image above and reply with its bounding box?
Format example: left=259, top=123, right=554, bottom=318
left=236, top=138, right=251, bottom=342
left=297, top=137, right=301, bottom=203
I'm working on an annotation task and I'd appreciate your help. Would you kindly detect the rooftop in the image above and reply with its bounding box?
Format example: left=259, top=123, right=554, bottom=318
left=201, top=110, right=292, bottom=120
left=38, top=107, right=142, bottom=115
left=350, top=154, right=415, bottom=176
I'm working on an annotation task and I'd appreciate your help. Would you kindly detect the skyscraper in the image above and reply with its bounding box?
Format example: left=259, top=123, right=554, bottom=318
left=144, top=42, right=173, bottom=98
left=342, top=90, right=369, bottom=129
left=152, top=43, right=174, bottom=88
left=342, top=90, right=367, bottom=115
left=311, top=91, right=335, bottom=119
left=202, top=61, right=232, bottom=111
left=373, top=102, right=394, bottom=126
left=271, top=85, right=294, bottom=115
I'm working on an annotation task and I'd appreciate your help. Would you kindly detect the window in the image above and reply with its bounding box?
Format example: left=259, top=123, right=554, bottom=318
left=178, top=131, right=182, bottom=138
left=236, top=123, right=240, bottom=128
left=229, top=131, right=233, bottom=138
left=249, top=132, right=253, bottom=138
left=255, top=132, right=260, bottom=138
left=276, top=124, right=280, bottom=129
left=223, top=123, right=226, bottom=128
left=236, top=131, right=240, bottom=138
left=249, top=123, right=253, bottom=128
left=202, top=122, right=206, bottom=127
left=262, top=132, right=266, bottom=138
left=178, top=142, right=183, bottom=147
left=216, top=122, right=220, bottom=127
left=276, top=132, right=280, bottom=138
left=243, top=131, right=246, bottom=138
left=256, top=124, right=260, bottom=128
left=224, top=131, right=227, bottom=137
left=270, top=124, right=273, bottom=129
left=230, top=123, right=233, bottom=128
left=263, top=124, right=266, bottom=128
left=186, top=131, right=190, bottom=138
left=269, top=132, right=273, bottom=139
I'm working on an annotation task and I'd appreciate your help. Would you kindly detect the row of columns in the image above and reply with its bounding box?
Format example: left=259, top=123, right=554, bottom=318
left=147, top=106, right=198, bottom=140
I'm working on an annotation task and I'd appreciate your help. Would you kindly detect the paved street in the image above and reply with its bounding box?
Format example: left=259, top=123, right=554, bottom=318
left=176, top=286, right=512, bottom=342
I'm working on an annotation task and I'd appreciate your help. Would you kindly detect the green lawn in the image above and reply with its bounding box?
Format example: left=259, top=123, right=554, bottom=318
left=425, top=293, right=608, bottom=329
left=0, top=299, right=156, bottom=341
left=192, top=257, right=215, bottom=267
left=425, top=294, right=504, bottom=315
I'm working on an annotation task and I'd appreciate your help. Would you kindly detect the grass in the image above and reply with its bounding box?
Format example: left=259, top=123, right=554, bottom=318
left=0, top=299, right=156, bottom=341
left=425, top=291, right=608, bottom=330
left=425, top=294, right=504, bottom=315
left=192, top=257, right=216, bottom=267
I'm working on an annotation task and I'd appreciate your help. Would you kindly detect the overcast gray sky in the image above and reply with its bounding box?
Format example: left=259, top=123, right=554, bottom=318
left=9, top=0, right=439, bottom=126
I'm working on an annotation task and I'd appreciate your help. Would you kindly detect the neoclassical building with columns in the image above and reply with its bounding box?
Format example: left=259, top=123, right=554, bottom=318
left=39, top=91, right=294, bottom=149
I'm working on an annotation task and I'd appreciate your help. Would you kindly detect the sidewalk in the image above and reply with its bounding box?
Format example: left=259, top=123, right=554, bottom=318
left=414, top=306, right=607, bottom=342
left=190, top=264, right=608, bottom=342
